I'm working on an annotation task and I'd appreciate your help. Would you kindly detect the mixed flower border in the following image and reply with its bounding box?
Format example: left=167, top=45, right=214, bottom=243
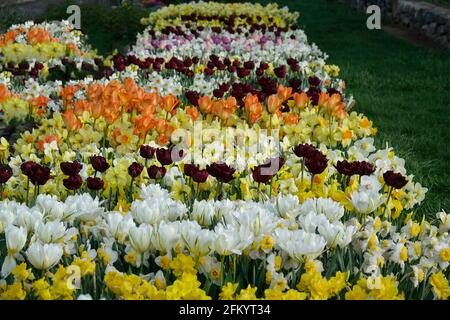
left=0, top=1, right=449, bottom=300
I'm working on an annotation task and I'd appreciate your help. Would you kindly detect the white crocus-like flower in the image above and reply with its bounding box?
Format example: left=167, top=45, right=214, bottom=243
left=14, top=207, right=43, bottom=233
left=191, top=200, right=217, bottom=226
left=64, top=194, right=104, bottom=222
left=26, top=242, right=63, bottom=270
left=276, top=194, right=301, bottom=220
left=128, top=224, right=153, bottom=253
left=35, top=194, right=65, bottom=220
left=299, top=198, right=345, bottom=223
left=104, top=212, right=134, bottom=243
left=359, top=175, right=382, bottom=193
left=35, top=220, right=66, bottom=243
left=274, top=229, right=326, bottom=261
left=350, top=190, right=385, bottom=215
left=1, top=225, right=28, bottom=277
left=151, top=221, right=181, bottom=254
left=213, top=224, right=253, bottom=256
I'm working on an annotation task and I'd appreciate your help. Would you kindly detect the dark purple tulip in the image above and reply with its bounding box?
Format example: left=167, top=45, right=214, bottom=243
left=206, top=163, right=236, bottom=183
left=147, top=165, right=166, bottom=179
left=128, top=162, right=144, bottom=178
left=86, top=177, right=104, bottom=190
left=0, top=165, right=13, bottom=184
left=63, top=174, right=83, bottom=190
left=140, top=145, right=156, bottom=159
left=192, top=169, right=208, bottom=183
left=90, top=155, right=110, bottom=173
left=383, top=171, right=408, bottom=189
left=60, top=161, right=82, bottom=176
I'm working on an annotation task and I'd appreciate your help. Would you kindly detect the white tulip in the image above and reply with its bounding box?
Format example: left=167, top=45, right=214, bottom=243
left=26, top=242, right=63, bottom=270
left=350, top=190, right=385, bottom=215
left=6, top=225, right=27, bottom=255
left=35, top=220, right=66, bottom=243
left=129, top=224, right=153, bottom=253
left=1, top=225, right=28, bottom=277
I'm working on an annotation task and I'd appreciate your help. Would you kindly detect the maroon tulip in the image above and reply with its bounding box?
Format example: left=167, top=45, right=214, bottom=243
left=184, top=163, right=199, bottom=177
left=86, top=177, right=104, bottom=190
left=128, top=162, right=144, bottom=178
left=0, top=164, right=13, bottom=184
left=243, top=61, right=255, bottom=70
left=63, top=174, right=83, bottom=190
left=383, top=171, right=408, bottom=189
left=274, top=65, right=286, bottom=78
left=335, top=160, right=354, bottom=176
left=90, top=155, right=110, bottom=172
left=156, top=148, right=173, bottom=166
left=147, top=165, right=166, bottom=179
left=355, top=161, right=375, bottom=176
left=305, top=150, right=328, bottom=175
left=140, top=145, right=156, bottom=159
left=29, top=164, right=51, bottom=186
left=60, top=161, right=82, bottom=176
left=252, top=157, right=285, bottom=184
left=293, top=143, right=316, bottom=159
left=206, top=163, right=236, bottom=183
left=21, top=161, right=39, bottom=177
left=308, top=76, right=321, bottom=87
left=192, top=169, right=208, bottom=183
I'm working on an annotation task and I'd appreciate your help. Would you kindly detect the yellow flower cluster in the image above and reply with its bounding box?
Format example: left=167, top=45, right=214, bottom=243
left=141, top=2, right=299, bottom=29
left=345, top=276, right=404, bottom=300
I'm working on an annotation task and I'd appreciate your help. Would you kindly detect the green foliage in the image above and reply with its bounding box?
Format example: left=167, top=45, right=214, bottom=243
left=39, top=1, right=151, bottom=55
left=0, top=7, right=24, bottom=33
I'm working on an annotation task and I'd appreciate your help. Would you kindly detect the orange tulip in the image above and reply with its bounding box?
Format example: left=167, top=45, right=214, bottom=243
left=60, top=85, right=79, bottom=108
left=185, top=106, right=200, bottom=121
left=86, top=83, right=104, bottom=102
left=157, top=134, right=170, bottom=146
left=277, top=85, right=292, bottom=102
left=27, top=28, right=51, bottom=45
left=62, top=109, right=82, bottom=131
left=0, top=30, right=19, bottom=47
left=267, top=94, right=282, bottom=114
left=244, top=94, right=263, bottom=124
left=321, top=93, right=347, bottom=118
left=30, top=95, right=49, bottom=116
left=198, top=96, right=213, bottom=114
left=293, top=92, right=309, bottom=109
left=283, top=112, right=299, bottom=125
left=37, top=134, right=59, bottom=152
left=74, top=100, right=90, bottom=116
left=0, top=84, right=12, bottom=103
left=162, top=95, right=180, bottom=113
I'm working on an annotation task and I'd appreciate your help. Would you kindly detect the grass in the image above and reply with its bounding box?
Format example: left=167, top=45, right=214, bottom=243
left=41, top=1, right=152, bottom=56
left=271, top=0, right=450, bottom=217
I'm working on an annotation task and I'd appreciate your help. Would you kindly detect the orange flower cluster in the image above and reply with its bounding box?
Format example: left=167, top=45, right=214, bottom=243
left=318, top=93, right=347, bottom=119
left=61, top=78, right=180, bottom=145
left=0, top=30, right=19, bottom=47
left=0, top=84, right=12, bottom=103
left=198, top=95, right=238, bottom=123
left=0, top=27, right=57, bottom=47
left=27, top=28, right=53, bottom=45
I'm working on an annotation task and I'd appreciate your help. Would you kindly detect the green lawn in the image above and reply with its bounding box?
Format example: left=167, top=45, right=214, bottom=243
left=274, top=0, right=450, bottom=218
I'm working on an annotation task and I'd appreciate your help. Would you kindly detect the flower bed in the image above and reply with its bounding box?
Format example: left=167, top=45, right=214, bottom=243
left=0, top=1, right=448, bottom=300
